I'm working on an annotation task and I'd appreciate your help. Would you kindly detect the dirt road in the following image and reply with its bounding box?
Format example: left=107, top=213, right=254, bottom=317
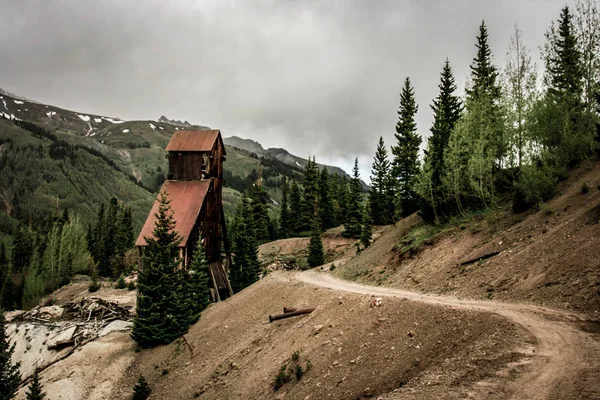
left=295, top=270, right=600, bottom=400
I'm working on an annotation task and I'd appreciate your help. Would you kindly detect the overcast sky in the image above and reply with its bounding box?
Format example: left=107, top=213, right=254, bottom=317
left=0, top=0, right=572, bottom=178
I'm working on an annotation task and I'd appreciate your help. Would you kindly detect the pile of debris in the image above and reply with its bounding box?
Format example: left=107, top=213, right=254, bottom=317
left=264, top=258, right=300, bottom=273
left=7, top=297, right=135, bottom=379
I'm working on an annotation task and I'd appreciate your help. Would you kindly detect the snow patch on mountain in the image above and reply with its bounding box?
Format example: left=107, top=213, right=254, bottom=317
left=94, top=118, right=102, bottom=123
left=103, top=117, right=125, bottom=124
left=46, top=111, right=56, bottom=118
left=149, top=123, right=156, bottom=130
left=77, top=114, right=90, bottom=122
left=122, top=129, right=130, bottom=133
left=13, top=100, right=24, bottom=105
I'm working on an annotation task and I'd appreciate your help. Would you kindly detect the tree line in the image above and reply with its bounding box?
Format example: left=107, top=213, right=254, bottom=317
left=369, top=3, right=599, bottom=225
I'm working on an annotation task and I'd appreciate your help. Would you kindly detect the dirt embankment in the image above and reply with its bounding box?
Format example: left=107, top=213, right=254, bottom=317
left=339, top=162, right=600, bottom=315
left=113, top=272, right=533, bottom=400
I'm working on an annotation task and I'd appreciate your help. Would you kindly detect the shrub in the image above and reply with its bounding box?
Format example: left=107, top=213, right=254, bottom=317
left=294, top=364, right=304, bottom=381
left=582, top=182, right=589, bottom=194
left=273, top=364, right=291, bottom=391
left=132, top=375, right=151, bottom=400
left=127, top=281, right=136, bottom=290
left=115, top=275, right=126, bottom=289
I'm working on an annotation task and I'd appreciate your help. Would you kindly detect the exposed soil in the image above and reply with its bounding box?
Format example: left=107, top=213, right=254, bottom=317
left=338, top=161, right=600, bottom=315
left=114, top=272, right=535, bottom=400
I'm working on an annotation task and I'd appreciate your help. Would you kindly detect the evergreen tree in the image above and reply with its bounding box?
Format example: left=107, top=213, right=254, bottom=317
left=334, top=175, right=350, bottom=225
left=279, top=178, right=291, bottom=238
left=369, top=137, right=394, bottom=225
left=0, top=311, right=20, bottom=400
left=229, top=196, right=260, bottom=292
left=543, top=6, right=594, bottom=166
left=183, top=241, right=211, bottom=325
left=360, top=202, right=373, bottom=249
left=26, top=369, right=46, bottom=400
left=318, top=168, right=335, bottom=230
left=343, top=159, right=363, bottom=238
left=417, top=59, right=462, bottom=222
left=132, top=190, right=189, bottom=348
left=249, top=184, right=270, bottom=244
left=12, top=223, right=34, bottom=273
left=289, top=180, right=302, bottom=236
left=575, top=0, right=600, bottom=114
left=391, top=77, right=422, bottom=217
left=132, top=375, right=152, bottom=400
left=307, top=226, right=325, bottom=268
left=298, top=157, right=320, bottom=233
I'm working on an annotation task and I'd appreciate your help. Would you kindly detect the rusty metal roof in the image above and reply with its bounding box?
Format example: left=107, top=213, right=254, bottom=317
left=165, top=129, right=222, bottom=152
left=135, top=180, right=211, bottom=247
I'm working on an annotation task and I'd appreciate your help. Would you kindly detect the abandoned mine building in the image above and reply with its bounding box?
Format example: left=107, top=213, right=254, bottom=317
left=135, top=129, right=233, bottom=301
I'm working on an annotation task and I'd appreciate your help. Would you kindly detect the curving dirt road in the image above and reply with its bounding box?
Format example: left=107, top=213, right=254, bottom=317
left=295, top=269, right=600, bottom=400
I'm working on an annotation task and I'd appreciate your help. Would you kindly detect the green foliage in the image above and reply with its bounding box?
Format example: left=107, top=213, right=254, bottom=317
left=229, top=196, right=261, bottom=292
left=298, top=157, right=320, bottom=233
left=318, top=167, right=336, bottom=230
left=392, top=77, right=422, bottom=217
left=88, top=266, right=100, bottom=293
left=343, top=159, right=363, bottom=238
left=132, top=374, right=151, bottom=400
left=132, top=190, right=189, bottom=348
left=87, top=198, right=135, bottom=277
left=115, top=274, right=126, bottom=289
left=182, top=241, right=211, bottom=326
left=289, top=180, right=302, bottom=236
left=273, top=364, right=291, bottom=391
left=273, top=351, right=310, bottom=391
left=279, top=178, right=291, bottom=238
left=369, top=137, right=395, bottom=225
left=128, top=281, right=136, bottom=290
left=26, top=369, right=46, bottom=400
left=360, top=203, right=373, bottom=249
left=0, top=311, right=20, bottom=400
left=307, top=228, right=324, bottom=268
left=582, top=182, right=590, bottom=193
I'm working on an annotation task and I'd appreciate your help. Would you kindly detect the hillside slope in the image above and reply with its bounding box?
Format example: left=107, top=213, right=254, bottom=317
left=337, top=161, right=600, bottom=314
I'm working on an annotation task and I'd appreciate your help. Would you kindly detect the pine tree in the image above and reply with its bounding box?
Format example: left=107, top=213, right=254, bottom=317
left=249, top=184, right=270, bottom=244
left=26, top=369, right=46, bottom=400
left=391, top=77, right=422, bottom=217
left=343, top=159, right=363, bottom=238
left=229, top=197, right=260, bottom=292
left=299, top=158, right=320, bottom=233
left=183, top=241, right=211, bottom=325
left=334, top=176, right=350, bottom=225
left=307, top=226, right=325, bottom=268
left=369, top=137, right=393, bottom=225
left=318, top=168, right=335, bottom=230
left=132, top=374, right=152, bottom=400
left=360, top=203, right=373, bottom=249
left=12, top=223, right=34, bottom=273
left=417, top=59, right=462, bottom=222
left=0, top=311, right=20, bottom=400
left=132, top=190, right=188, bottom=348
left=289, top=180, right=302, bottom=236
left=279, top=178, right=291, bottom=238
left=543, top=6, right=594, bottom=166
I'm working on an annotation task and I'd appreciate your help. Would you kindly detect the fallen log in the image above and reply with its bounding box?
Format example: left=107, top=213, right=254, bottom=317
left=460, top=251, right=501, bottom=266
left=269, top=308, right=316, bottom=323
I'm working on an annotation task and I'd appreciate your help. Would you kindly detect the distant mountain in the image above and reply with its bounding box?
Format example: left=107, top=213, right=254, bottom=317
left=223, top=135, right=368, bottom=188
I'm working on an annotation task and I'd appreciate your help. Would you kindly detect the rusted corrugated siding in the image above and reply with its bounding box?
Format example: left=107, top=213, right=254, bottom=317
left=135, top=180, right=211, bottom=247
left=165, top=129, right=220, bottom=152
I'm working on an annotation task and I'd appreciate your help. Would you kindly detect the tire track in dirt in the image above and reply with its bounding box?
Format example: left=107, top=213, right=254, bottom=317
left=294, top=270, right=600, bottom=400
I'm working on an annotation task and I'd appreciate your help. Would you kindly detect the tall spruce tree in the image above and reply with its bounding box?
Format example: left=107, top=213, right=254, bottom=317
left=249, top=184, right=270, bottom=244
left=299, top=157, right=320, bottom=233
left=26, top=369, right=46, bottom=400
left=307, top=225, right=325, bottom=268
left=0, top=311, right=20, bottom=400
left=360, top=202, right=373, bottom=249
left=132, top=190, right=189, bottom=348
left=229, top=196, right=260, bottom=292
left=318, top=168, right=336, bottom=230
left=543, top=5, right=594, bottom=166
left=289, top=180, right=302, bottom=236
left=343, top=159, right=363, bottom=238
left=369, top=137, right=394, bottom=225
left=182, top=241, right=211, bottom=326
left=279, top=178, right=291, bottom=238
left=466, top=21, right=506, bottom=166
left=417, top=59, right=462, bottom=222
left=391, top=77, right=422, bottom=217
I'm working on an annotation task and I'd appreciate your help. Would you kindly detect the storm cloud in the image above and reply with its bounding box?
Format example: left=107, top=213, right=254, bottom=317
left=0, top=0, right=568, bottom=177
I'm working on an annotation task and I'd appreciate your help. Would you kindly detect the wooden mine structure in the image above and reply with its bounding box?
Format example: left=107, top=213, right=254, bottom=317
left=135, top=129, right=233, bottom=301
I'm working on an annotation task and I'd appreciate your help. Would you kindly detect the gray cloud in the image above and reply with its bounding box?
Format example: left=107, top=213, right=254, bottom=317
left=0, top=0, right=569, bottom=177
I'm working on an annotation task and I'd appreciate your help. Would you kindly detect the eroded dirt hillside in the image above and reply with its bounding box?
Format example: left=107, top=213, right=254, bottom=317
left=114, top=273, right=532, bottom=400
left=338, top=162, right=600, bottom=314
